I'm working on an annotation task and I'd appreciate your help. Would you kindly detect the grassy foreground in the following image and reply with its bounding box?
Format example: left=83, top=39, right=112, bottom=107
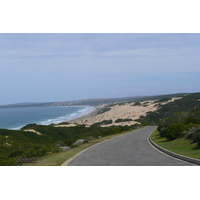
left=150, top=129, right=200, bottom=160
left=24, top=130, right=133, bottom=166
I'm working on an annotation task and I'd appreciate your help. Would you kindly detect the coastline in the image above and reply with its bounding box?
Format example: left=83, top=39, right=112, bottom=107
left=54, top=104, right=107, bottom=127
left=67, top=106, right=97, bottom=122
left=4, top=96, right=181, bottom=130
left=40, top=106, right=97, bottom=127
left=70, top=104, right=109, bottom=120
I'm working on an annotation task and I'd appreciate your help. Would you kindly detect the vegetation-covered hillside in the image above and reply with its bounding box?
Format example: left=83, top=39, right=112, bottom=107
left=0, top=123, right=139, bottom=166
left=136, top=93, right=200, bottom=125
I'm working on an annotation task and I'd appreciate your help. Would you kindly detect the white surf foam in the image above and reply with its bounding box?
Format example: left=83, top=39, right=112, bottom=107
left=40, top=106, right=94, bottom=125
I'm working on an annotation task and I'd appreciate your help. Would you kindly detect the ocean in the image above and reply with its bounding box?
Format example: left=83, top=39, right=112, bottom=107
left=0, top=106, right=94, bottom=130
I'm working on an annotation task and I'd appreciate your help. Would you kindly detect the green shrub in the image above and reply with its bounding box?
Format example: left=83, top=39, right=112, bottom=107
left=0, top=157, right=17, bottom=166
left=159, top=127, right=166, bottom=137
left=115, top=119, right=123, bottom=123
left=155, top=98, right=172, bottom=103
left=186, top=126, right=200, bottom=145
left=115, top=118, right=133, bottom=123
left=165, top=123, right=189, bottom=140
left=185, top=116, right=200, bottom=125
left=52, top=147, right=62, bottom=153
left=133, top=102, right=141, bottom=106
left=9, top=150, right=24, bottom=158
left=195, top=133, right=200, bottom=146
left=97, top=107, right=111, bottom=115
left=57, top=122, right=70, bottom=125
left=23, top=146, right=50, bottom=158
left=93, top=120, right=112, bottom=126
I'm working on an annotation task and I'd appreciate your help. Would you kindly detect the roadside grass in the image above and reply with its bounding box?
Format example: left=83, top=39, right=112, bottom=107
left=150, top=129, right=200, bottom=160
left=24, top=129, right=135, bottom=166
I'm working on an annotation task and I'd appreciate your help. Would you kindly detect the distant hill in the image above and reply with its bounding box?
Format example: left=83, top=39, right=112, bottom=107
left=0, top=93, right=188, bottom=108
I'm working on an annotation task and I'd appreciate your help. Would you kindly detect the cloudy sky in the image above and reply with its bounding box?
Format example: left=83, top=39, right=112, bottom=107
left=0, top=33, right=200, bottom=105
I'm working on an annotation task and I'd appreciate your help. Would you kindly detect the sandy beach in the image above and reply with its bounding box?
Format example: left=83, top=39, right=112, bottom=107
left=55, top=97, right=181, bottom=127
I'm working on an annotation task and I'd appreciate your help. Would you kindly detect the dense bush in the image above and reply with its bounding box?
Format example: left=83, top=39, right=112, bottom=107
left=136, top=112, right=160, bottom=125
left=96, top=107, right=111, bottom=115
left=194, top=133, right=200, bottom=146
left=23, top=146, right=50, bottom=158
left=93, top=120, right=113, bottom=126
left=115, top=118, right=133, bottom=123
left=159, top=127, right=166, bottom=137
left=52, top=147, right=62, bottom=153
left=0, top=157, right=17, bottom=166
left=183, top=126, right=200, bottom=145
left=158, top=112, right=187, bottom=131
left=184, top=116, right=200, bottom=125
left=9, top=150, right=24, bottom=158
left=155, top=98, right=172, bottom=103
left=133, top=102, right=141, bottom=106
left=165, top=123, right=189, bottom=140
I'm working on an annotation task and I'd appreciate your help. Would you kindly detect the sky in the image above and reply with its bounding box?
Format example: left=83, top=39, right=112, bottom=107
left=0, top=33, right=200, bottom=105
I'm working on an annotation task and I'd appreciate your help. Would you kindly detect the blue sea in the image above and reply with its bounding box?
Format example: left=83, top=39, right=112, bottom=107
left=0, top=106, right=94, bottom=130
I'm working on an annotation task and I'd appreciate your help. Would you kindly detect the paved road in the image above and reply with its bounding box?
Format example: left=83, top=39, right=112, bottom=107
left=65, top=126, right=194, bottom=166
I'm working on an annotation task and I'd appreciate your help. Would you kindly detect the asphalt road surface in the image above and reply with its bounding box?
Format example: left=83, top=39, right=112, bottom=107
left=66, top=126, right=194, bottom=166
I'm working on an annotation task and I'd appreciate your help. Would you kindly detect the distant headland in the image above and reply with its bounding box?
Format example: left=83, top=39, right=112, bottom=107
left=0, top=93, right=188, bottom=108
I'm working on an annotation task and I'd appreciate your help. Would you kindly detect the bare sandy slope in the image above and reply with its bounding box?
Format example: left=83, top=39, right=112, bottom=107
left=56, top=97, right=181, bottom=127
left=23, top=129, right=42, bottom=135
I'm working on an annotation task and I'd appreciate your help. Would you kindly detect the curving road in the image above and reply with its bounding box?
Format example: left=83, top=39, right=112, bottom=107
left=64, top=126, right=195, bottom=166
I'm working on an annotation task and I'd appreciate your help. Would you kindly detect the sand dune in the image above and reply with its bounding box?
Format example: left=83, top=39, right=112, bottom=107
left=56, top=97, right=181, bottom=127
